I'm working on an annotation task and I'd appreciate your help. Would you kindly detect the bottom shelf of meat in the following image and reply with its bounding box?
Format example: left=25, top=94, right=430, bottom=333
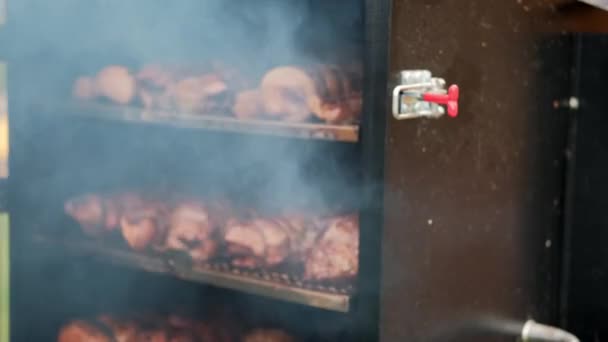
left=41, top=191, right=359, bottom=312
left=58, top=313, right=295, bottom=342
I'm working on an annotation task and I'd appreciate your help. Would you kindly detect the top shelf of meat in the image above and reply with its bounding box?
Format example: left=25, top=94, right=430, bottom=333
left=67, top=62, right=362, bottom=142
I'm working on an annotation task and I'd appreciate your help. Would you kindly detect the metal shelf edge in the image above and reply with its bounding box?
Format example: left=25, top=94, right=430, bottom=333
left=58, top=102, right=360, bottom=143
left=33, top=235, right=351, bottom=313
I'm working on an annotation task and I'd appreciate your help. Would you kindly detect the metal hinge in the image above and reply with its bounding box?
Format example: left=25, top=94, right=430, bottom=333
left=392, top=70, right=459, bottom=120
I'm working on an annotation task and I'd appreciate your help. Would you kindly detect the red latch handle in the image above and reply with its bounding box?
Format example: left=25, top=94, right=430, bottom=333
left=422, top=84, right=459, bottom=117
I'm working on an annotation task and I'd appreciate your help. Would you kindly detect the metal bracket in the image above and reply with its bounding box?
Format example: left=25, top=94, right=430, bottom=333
left=392, top=70, right=459, bottom=120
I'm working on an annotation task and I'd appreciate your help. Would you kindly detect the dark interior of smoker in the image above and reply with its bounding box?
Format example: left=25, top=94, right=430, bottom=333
left=7, top=0, right=373, bottom=340
left=562, top=34, right=608, bottom=342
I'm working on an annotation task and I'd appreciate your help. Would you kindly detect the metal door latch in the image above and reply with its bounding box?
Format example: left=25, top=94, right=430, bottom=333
left=392, top=70, right=460, bottom=120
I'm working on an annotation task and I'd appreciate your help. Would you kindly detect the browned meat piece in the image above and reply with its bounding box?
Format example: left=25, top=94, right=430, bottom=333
left=223, top=217, right=291, bottom=267
left=260, top=64, right=363, bottom=124
left=64, top=194, right=106, bottom=236
left=198, top=74, right=229, bottom=97
left=57, top=320, right=112, bottom=342
left=73, top=76, right=97, bottom=100
left=315, top=99, right=359, bottom=124
left=224, top=218, right=266, bottom=267
left=232, top=89, right=264, bottom=119
left=242, top=329, right=295, bottom=342
left=136, top=62, right=245, bottom=114
left=65, top=192, right=152, bottom=235
left=280, top=215, right=324, bottom=263
left=304, top=214, right=359, bottom=281
left=120, top=212, right=160, bottom=251
left=343, top=62, right=363, bottom=121
left=95, top=66, right=136, bottom=105
left=345, top=93, right=362, bottom=122
left=120, top=199, right=168, bottom=252
left=65, top=193, right=151, bottom=236
left=106, top=192, right=148, bottom=232
left=169, top=74, right=228, bottom=113
left=165, top=200, right=220, bottom=262
left=310, top=64, right=362, bottom=124
left=224, top=213, right=326, bottom=268
left=260, top=66, right=319, bottom=122
left=170, top=77, right=206, bottom=112
left=97, top=315, right=138, bottom=342
left=254, top=218, right=290, bottom=266
left=101, top=197, right=121, bottom=231
left=270, top=217, right=299, bottom=248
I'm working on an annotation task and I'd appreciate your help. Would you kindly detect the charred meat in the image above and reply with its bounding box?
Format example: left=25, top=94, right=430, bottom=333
left=165, top=199, right=224, bottom=262
left=304, top=214, right=359, bottom=281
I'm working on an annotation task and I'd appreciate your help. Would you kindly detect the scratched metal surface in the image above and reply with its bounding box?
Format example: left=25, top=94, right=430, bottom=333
left=381, top=1, right=572, bottom=341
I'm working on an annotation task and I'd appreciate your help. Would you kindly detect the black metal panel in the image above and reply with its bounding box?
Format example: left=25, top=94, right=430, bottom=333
left=352, top=0, right=391, bottom=341
left=381, top=1, right=572, bottom=341
left=566, top=34, right=608, bottom=342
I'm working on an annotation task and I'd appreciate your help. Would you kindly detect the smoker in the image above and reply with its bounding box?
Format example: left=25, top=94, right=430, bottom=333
left=0, top=0, right=598, bottom=341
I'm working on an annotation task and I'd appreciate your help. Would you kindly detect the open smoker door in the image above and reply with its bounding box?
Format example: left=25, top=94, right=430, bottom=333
left=379, top=1, right=573, bottom=341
